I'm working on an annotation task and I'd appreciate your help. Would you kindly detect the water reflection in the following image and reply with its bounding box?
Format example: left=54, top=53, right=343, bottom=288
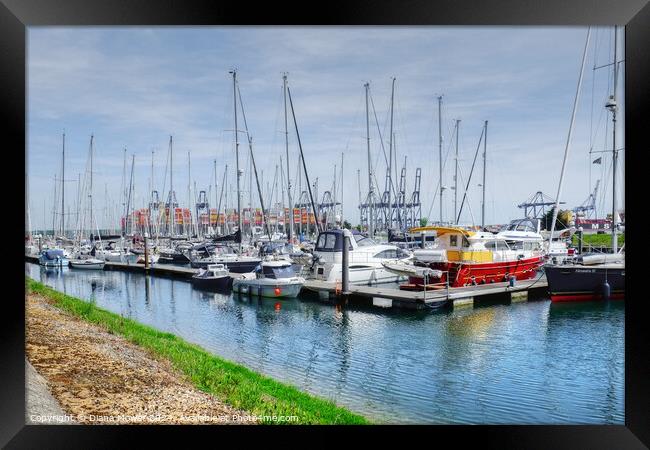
left=25, top=262, right=624, bottom=424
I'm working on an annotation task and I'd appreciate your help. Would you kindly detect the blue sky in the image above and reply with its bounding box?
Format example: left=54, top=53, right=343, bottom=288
left=26, top=26, right=624, bottom=230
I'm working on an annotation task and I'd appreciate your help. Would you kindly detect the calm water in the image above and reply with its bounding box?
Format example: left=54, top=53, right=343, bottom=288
left=25, top=263, right=624, bottom=424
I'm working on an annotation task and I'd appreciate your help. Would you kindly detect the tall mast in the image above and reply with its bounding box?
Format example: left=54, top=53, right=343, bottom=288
left=125, top=154, right=135, bottom=236
left=61, top=132, right=65, bottom=236
left=187, top=151, right=191, bottom=238
left=340, top=152, right=344, bottom=224
left=213, top=159, right=217, bottom=233
left=388, top=78, right=395, bottom=229
left=90, top=134, right=94, bottom=237
left=231, top=70, right=243, bottom=251
left=365, top=82, right=373, bottom=236
left=437, top=95, right=443, bottom=224
left=610, top=26, right=619, bottom=253
left=235, top=81, right=273, bottom=242
left=122, top=147, right=127, bottom=215
left=287, top=85, right=321, bottom=234
left=481, top=120, right=488, bottom=228
left=283, top=73, right=294, bottom=242
left=549, top=27, right=591, bottom=248
left=52, top=173, right=57, bottom=236
left=454, top=119, right=460, bottom=224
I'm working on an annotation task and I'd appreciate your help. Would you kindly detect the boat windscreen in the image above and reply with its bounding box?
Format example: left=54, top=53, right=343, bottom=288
left=353, top=234, right=376, bottom=247
left=262, top=266, right=295, bottom=279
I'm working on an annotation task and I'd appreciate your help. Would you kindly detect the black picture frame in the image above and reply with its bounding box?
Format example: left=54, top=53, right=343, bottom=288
left=4, top=0, right=648, bottom=447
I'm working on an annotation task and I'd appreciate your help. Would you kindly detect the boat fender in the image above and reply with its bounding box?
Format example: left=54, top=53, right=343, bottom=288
left=509, top=276, right=516, bottom=287
left=602, top=281, right=611, bottom=300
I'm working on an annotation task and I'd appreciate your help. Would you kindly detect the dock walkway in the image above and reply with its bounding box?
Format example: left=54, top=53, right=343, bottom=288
left=26, top=255, right=549, bottom=310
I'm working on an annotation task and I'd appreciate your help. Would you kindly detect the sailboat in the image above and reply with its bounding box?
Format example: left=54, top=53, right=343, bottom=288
left=544, top=27, right=625, bottom=302
left=69, top=135, right=105, bottom=270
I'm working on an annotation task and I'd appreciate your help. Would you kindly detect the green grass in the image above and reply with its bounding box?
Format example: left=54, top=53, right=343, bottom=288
left=26, top=278, right=369, bottom=425
left=572, top=233, right=624, bottom=247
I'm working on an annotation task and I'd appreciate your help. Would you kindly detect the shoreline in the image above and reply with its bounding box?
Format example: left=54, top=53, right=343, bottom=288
left=26, top=278, right=369, bottom=425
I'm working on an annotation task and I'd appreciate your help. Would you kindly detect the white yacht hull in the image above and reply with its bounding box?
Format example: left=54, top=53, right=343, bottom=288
left=311, top=262, right=405, bottom=285
left=69, top=259, right=105, bottom=270
left=232, top=277, right=304, bottom=298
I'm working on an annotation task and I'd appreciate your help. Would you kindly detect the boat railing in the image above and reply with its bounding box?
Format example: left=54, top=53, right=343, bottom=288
left=421, top=270, right=451, bottom=303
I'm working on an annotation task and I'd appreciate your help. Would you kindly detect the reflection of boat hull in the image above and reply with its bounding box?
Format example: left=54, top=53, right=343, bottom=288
left=406, top=256, right=545, bottom=288
left=232, top=278, right=303, bottom=298
left=545, top=264, right=625, bottom=302
left=191, top=275, right=232, bottom=291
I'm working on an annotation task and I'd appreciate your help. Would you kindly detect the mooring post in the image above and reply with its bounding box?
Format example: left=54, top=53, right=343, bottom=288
left=341, top=229, right=351, bottom=296
left=144, top=232, right=150, bottom=271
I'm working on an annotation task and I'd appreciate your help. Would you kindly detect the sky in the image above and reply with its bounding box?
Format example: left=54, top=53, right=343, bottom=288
left=26, top=26, right=625, bottom=231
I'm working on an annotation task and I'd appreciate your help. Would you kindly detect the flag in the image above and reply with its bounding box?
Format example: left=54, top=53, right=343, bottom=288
left=593, top=157, right=602, bottom=164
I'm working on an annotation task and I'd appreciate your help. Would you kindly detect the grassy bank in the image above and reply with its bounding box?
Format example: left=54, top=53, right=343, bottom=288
left=26, top=278, right=369, bottom=425
left=572, top=233, right=624, bottom=247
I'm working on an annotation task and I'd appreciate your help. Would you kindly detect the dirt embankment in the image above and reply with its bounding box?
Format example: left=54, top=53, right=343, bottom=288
left=26, top=293, right=254, bottom=424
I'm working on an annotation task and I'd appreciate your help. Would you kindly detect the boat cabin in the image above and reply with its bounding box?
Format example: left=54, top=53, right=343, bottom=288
left=255, top=261, right=297, bottom=280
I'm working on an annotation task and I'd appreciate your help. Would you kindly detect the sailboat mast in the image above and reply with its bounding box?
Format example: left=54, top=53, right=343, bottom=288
left=90, top=134, right=94, bottom=238
left=283, top=73, right=293, bottom=242
left=170, top=136, right=174, bottom=236
left=549, top=27, right=591, bottom=247
left=438, top=95, right=443, bottom=224
left=187, top=151, right=191, bottom=238
left=365, top=82, right=373, bottom=236
left=611, top=25, right=619, bottom=253
left=340, top=152, right=344, bottom=224
left=454, top=119, right=460, bottom=224
left=125, top=154, right=135, bottom=236
left=482, top=120, right=488, bottom=228
left=61, top=132, right=65, bottom=236
left=231, top=70, right=243, bottom=251
left=388, top=78, right=395, bottom=230
left=213, top=160, right=217, bottom=234
left=287, top=86, right=321, bottom=234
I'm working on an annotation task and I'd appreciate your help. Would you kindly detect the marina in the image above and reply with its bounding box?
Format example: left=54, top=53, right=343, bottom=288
left=25, top=262, right=624, bottom=424
left=23, top=24, right=627, bottom=428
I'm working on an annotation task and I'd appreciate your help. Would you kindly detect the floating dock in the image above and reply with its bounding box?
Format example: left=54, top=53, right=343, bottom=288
left=26, top=255, right=549, bottom=310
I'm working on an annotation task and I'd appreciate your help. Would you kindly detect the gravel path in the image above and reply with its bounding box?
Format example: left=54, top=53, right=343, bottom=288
left=26, top=293, right=254, bottom=424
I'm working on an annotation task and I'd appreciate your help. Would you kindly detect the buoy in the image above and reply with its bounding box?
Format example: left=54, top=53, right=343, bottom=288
left=602, top=280, right=611, bottom=300
left=274, top=287, right=282, bottom=296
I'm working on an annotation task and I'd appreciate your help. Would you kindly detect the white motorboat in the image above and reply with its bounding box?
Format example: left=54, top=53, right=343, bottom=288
left=232, top=259, right=305, bottom=298
left=191, top=263, right=232, bottom=291
left=69, top=258, right=105, bottom=270
left=309, top=229, right=411, bottom=285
